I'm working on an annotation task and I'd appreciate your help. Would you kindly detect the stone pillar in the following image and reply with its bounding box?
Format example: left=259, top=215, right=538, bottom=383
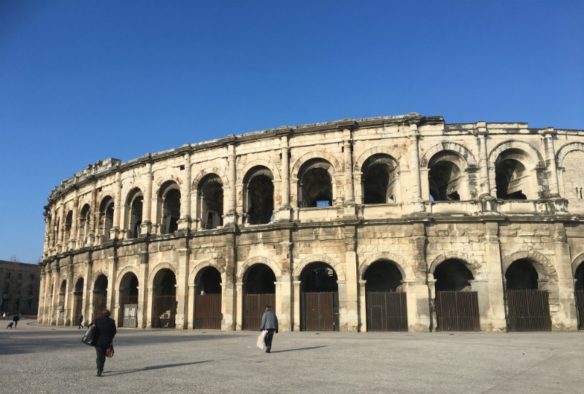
left=50, top=269, right=59, bottom=325
left=221, top=233, right=236, bottom=330
left=191, top=188, right=199, bottom=231
left=235, top=281, right=244, bottom=331
left=358, top=280, right=367, bottom=332
left=411, top=223, right=431, bottom=331
left=175, top=246, right=189, bottom=328
left=111, top=172, right=122, bottom=240
left=141, top=162, right=153, bottom=235
left=70, top=195, right=79, bottom=250
left=223, top=144, right=237, bottom=226
left=145, top=284, right=154, bottom=328
left=107, top=249, right=118, bottom=320
left=178, top=153, right=192, bottom=231
left=277, top=135, right=291, bottom=221
left=427, top=277, right=437, bottom=330
left=544, top=129, right=560, bottom=197
left=469, top=278, right=490, bottom=331
left=276, top=275, right=292, bottom=331
left=187, top=283, right=195, bottom=329
left=137, top=249, right=149, bottom=328
left=401, top=279, right=418, bottom=332
left=408, top=124, right=424, bottom=212
left=476, top=123, right=491, bottom=197
left=342, top=226, right=359, bottom=332
left=293, top=280, right=301, bottom=331
left=83, top=258, right=93, bottom=323
left=552, top=223, right=577, bottom=330
left=483, top=222, right=507, bottom=331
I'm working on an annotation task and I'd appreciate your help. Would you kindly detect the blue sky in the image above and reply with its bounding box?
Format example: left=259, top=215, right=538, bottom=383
left=0, top=0, right=583, bottom=263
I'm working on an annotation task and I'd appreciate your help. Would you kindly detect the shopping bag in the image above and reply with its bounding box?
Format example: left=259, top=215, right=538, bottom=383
left=256, top=330, right=267, bottom=350
left=105, top=345, right=115, bottom=358
left=81, top=325, right=96, bottom=346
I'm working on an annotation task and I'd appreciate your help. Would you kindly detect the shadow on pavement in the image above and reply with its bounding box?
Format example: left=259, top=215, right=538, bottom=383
left=270, top=345, right=327, bottom=353
left=104, top=360, right=211, bottom=376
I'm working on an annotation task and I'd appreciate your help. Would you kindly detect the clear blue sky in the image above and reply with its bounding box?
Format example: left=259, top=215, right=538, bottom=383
left=0, top=0, right=582, bottom=263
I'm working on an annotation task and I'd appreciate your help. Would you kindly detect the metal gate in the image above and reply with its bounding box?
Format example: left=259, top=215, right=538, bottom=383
left=152, top=295, right=176, bottom=328
left=576, top=290, right=584, bottom=330
left=194, top=294, right=222, bottom=329
left=243, top=293, right=275, bottom=330
left=301, top=292, right=338, bottom=331
left=366, top=292, right=408, bottom=331
left=435, top=291, right=480, bottom=331
left=122, top=303, right=138, bottom=328
left=507, top=290, right=551, bottom=331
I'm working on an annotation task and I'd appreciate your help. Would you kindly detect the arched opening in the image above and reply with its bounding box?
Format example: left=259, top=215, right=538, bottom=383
left=433, top=259, right=480, bottom=331
left=73, top=278, right=84, bottom=326
left=198, top=174, right=223, bottom=229
left=118, top=272, right=139, bottom=328
left=362, top=154, right=398, bottom=204
left=158, top=182, right=181, bottom=234
left=92, top=274, right=108, bottom=321
left=495, top=149, right=534, bottom=200
left=152, top=269, right=176, bottom=328
left=561, top=150, right=584, bottom=212
left=58, top=280, right=67, bottom=324
left=242, top=264, right=276, bottom=330
left=99, top=196, right=114, bottom=242
left=298, top=159, right=333, bottom=208
left=429, top=158, right=463, bottom=201
left=505, top=259, right=551, bottom=331
left=53, top=217, right=60, bottom=247
left=64, top=211, right=73, bottom=243
left=300, top=262, right=339, bottom=331
left=194, top=267, right=222, bottom=329
left=244, top=167, right=274, bottom=225
left=364, top=260, right=407, bottom=331
left=78, top=204, right=91, bottom=246
left=126, top=188, right=143, bottom=239
left=575, top=263, right=584, bottom=330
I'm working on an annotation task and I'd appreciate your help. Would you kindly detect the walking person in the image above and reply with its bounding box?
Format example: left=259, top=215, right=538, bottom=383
left=12, top=314, right=19, bottom=328
left=93, top=309, right=117, bottom=377
left=78, top=314, right=84, bottom=329
left=260, top=305, right=278, bottom=353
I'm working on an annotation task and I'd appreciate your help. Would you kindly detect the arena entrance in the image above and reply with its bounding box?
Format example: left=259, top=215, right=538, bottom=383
left=575, top=263, right=584, bottom=330
left=92, top=275, right=108, bottom=321
left=364, top=260, right=407, bottom=331
left=118, top=272, right=138, bottom=328
left=506, top=259, right=551, bottom=331
left=300, top=262, right=339, bottom=331
left=434, top=259, right=480, bottom=331
left=152, top=269, right=176, bottom=328
left=73, top=278, right=84, bottom=325
left=194, top=267, right=222, bottom=329
left=242, top=264, right=276, bottom=330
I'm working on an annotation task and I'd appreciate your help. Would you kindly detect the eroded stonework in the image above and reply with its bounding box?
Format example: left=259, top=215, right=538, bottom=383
left=38, top=114, right=584, bottom=332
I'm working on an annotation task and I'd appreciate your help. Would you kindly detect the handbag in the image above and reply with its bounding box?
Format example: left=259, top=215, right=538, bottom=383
left=81, top=325, right=96, bottom=346
left=105, top=345, right=114, bottom=358
left=256, top=330, right=267, bottom=351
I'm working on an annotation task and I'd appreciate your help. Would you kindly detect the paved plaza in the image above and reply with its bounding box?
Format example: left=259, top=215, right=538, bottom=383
left=0, top=319, right=582, bottom=393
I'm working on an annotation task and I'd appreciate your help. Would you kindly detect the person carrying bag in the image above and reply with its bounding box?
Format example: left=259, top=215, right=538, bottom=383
left=92, top=309, right=117, bottom=377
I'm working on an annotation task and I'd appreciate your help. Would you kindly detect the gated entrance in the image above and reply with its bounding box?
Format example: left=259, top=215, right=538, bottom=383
left=364, top=260, right=408, bottom=331
left=505, top=259, right=551, bottom=331
left=243, top=264, right=276, bottom=330
left=152, top=269, right=176, bottom=328
left=118, top=272, right=139, bottom=328
left=434, top=259, right=480, bottom=331
left=92, top=274, right=108, bottom=321
left=194, top=267, right=222, bottom=329
left=575, top=263, right=584, bottom=330
left=300, top=262, right=339, bottom=331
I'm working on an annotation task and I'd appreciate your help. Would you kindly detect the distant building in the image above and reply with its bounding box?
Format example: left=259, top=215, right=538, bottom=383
left=0, top=260, right=40, bottom=315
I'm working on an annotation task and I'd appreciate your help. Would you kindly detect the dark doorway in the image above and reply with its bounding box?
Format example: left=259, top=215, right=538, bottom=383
left=99, top=197, right=114, bottom=241
left=506, top=259, right=551, bottom=331
left=93, top=275, right=108, bottom=321
left=198, top=175, right=224, bottom=229
left=243, top=264, right=276, bottom=330
left=362, top=154, right=397, bottom=204
left=495, top=150, right=530, bottom=200
left=364, top=260, right=407, bottom=331
left=244, top=167, right=274, bottom=225
left=575, top=264, right=584, bottom=330
left=73, top=278, right=84, bottom=325
left=127, top=188, right=143, bottom=238
left=194, top=267, right=222, bottom=329
left=119, top=272, right=139, bottom=328
left=300, top=262, right=339, bottom=331
left=434, top=259, right=480, bottom=331
left=429, top=159, right=462, bottom=201
left=159, top=182, right=181, bottom=234
left=298, top=159, right=333, bottom=207
left=152, top=269, right=176, bottom=328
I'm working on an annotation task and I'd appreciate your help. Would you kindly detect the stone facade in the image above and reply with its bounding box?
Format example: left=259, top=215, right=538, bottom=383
left=38, top=114, right=584, bottom=331
left=0, top=260, right=40, bottom=315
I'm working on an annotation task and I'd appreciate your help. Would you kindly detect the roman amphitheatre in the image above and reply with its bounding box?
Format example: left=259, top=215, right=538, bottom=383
left=38, top=113, right=584, bottom=332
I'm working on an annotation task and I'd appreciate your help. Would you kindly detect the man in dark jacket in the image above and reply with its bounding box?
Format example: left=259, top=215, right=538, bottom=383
left=260, top=305, right=278, bottom=353
left=93, top=309, right=117, bottom=377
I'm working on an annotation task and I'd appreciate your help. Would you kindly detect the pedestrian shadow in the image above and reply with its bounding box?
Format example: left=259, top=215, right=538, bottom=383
left=104, top=360, right=210, bottom=376
left=270, top=345, right=327, bottom=353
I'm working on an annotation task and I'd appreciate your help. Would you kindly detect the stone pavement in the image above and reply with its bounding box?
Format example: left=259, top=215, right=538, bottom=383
left=0, top=319, right=582, bottom=393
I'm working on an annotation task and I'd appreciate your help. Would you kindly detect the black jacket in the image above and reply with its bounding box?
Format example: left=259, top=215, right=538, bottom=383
left=94, top=316, right=117, bottom=348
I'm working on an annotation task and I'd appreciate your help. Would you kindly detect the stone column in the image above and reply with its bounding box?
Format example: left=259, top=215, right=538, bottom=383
left=476, top=123, right=491, bottom=197
left=427, top=277, right=437, bottom=330
left=293, top=280, right=301, bottom=331
left=235, top=281, right=244, bottom=331
left=469, top=278, right=490, bottom=331
left=137, top=248, right=149, bottom=328
left=411, top=224, right=431, bottom=331
left=187, top=283, right=195, bottom=329
left=221, top=233, right=236, bottom=330
left=342, top=226, right=358, bottom=331
left=402, top=279, right=419, bottom=332
left=552, top=223, right=577, bottom=330
left=276, top=274, right=292, bottom=331
left=544, top=128, right=560, bottom=197
left=483, top=222, right=507, bottom=331
left=146, top=284, right=154, bottom=328
left=178, top=152, right=192, bottom=231
left=358, top=280, right=367, bottom=332
left=111, top=172, right=122, bottom=240
left=70, top=195, right=79, bottom=250
left=37, top=270, right=46, bottom=323
left=277, top=135, right=291, bottom=221
left=107, top=249, right=118, bottom=320
left=343, top=130, right=357, bottom=217
left=175, top=246, right=189, bottom=328
left=408, top=124, right=424, bottom=212
left=141, top=162, right=153, bottom=236
left=83, top=258, right=93, bottom=323
left=223, top=144, right=237, bottom=226
left=50, top=268, right=59, bottom=325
